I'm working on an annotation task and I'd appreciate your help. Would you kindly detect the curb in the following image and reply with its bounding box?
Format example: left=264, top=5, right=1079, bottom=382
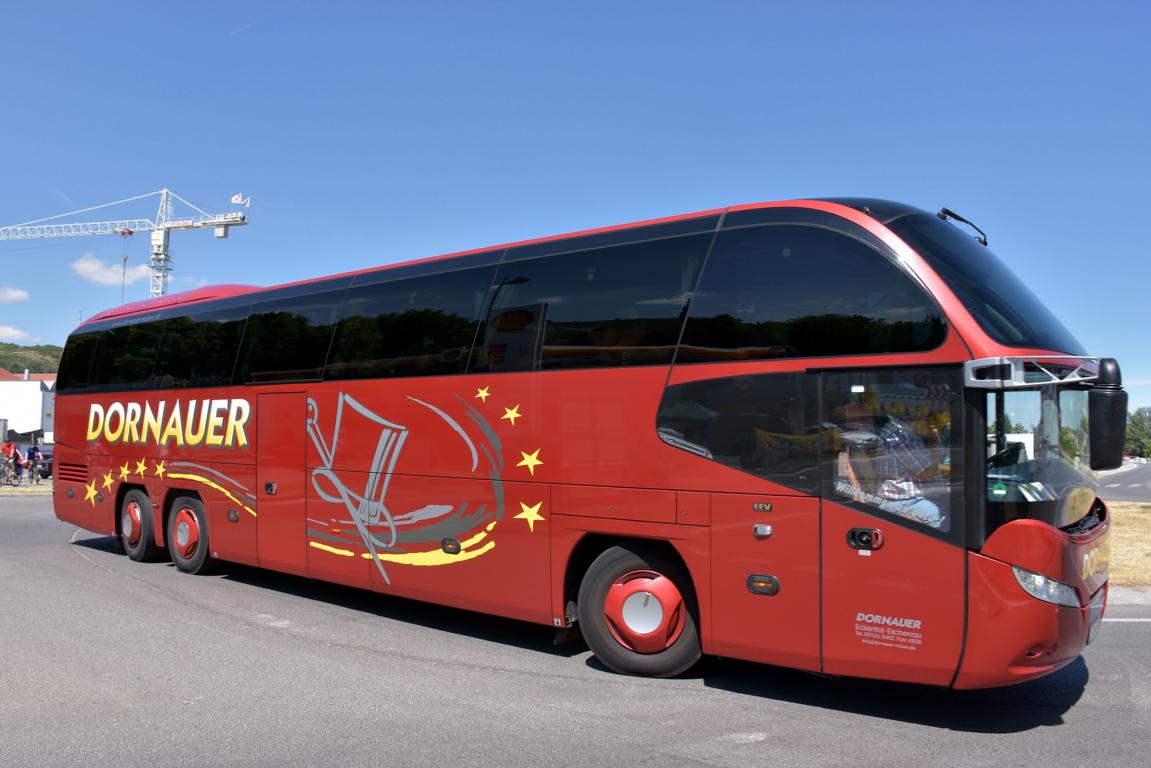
left=0, top=482, right=53, bottom=497
left=1110, top=587, right=1151, bottom=605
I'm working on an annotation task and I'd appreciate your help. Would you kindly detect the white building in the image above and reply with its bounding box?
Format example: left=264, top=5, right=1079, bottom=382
left=0, top=369, right=55, bottom=441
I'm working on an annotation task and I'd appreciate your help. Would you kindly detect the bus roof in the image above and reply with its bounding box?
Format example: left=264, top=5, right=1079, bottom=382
left=77, top=198, right=916, bottom=330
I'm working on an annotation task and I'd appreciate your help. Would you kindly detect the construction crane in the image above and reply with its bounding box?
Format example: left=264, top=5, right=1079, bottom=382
left=0, top=188, right=247, bottom=297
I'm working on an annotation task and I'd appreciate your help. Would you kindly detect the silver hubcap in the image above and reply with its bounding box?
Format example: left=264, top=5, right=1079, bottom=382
left=621, top=591, right=663, bottom=635
left=176, top=520, right=190, bottom=548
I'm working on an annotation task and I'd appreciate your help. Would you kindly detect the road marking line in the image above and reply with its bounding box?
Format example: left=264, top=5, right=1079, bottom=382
left=1103, top=618, right=1151, bottom=623
left=1128, top=484, right=1143, bottom=488
left=1106, top=483, right=1121, bottom=487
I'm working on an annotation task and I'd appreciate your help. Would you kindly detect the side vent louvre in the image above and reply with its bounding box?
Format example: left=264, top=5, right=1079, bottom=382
left=57, top=463, right=88, bottom=483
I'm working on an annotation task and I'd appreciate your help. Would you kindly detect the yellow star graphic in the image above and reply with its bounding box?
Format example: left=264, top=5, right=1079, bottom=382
left=154, top=460, right=167, bottom=479
left=134, top=458, right=148, bottom=477
left=515, top=501, right=545, bottom=533
left=83, top=480, right=98, bottom=506
left=118, top=461, right=131, bottom=481
left=501, top=404, right=522, bottom=427
left=101, top=470, right=115, bottom=491
left=475, top=386, right=491, bottom=403
left=516, top=449, right=543, bottom=477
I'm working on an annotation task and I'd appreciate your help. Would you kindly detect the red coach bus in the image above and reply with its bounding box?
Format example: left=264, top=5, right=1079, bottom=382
left=53, top=199, right=1126, bottom=688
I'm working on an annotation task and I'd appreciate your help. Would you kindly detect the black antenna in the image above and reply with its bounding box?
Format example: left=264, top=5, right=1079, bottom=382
left=937, top=207, right=989, bottom=246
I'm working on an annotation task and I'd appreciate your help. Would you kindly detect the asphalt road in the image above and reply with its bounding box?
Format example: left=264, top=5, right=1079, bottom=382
left=2, top=496, right=1149, bottom=768
left=1098, top=462, right=1151, bottom=503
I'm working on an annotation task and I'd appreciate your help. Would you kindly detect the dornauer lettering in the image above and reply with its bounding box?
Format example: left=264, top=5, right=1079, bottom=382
left=856, top=612, right=923, bottom=629
left=86, top=399, right=251, bottom=449
left=1081, top=538, right=1111, bottom=581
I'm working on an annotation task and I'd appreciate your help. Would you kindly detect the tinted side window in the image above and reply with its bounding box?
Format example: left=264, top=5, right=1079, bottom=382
left=56, top=331, right=101, bottom=392
left=237, top=290, right=344, bottom=383
left=88, top=321, right=165, bottom=392
left=677, top=225, right=946, bottom=362
left=153, top=307, right=248, bottom=389
left=656, top=372, right=819, bottom=493
left=475, top=233, right=711, bottom=372
left=325, top=267, right=496, bottom=380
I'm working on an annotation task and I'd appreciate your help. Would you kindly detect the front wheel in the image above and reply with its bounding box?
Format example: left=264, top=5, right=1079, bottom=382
left=167, top=496, right=216, bottom=575
left=577, top=545, right=701, bottom=678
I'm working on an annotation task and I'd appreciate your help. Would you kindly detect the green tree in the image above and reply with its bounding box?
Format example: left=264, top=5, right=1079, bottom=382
left=1126, top=407, right=1151, bottom=457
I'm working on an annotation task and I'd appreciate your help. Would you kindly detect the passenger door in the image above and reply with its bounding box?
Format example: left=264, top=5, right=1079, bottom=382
left=819, top=369, right=966, bottom=685
left=256, top=392, right=309, bottom=576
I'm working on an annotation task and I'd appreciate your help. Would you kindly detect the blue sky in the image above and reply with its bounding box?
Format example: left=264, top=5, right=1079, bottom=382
left=1, top=1, right=1148, bottom=408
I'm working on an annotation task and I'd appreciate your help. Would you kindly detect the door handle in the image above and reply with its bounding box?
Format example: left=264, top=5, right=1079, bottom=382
left=847, top=527, right=883, bottom=551
left=264, top=481, right=278, bottom=496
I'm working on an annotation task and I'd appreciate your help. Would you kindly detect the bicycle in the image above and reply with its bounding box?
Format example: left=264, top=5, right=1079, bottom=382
left=1, top=461, right=22, bottom=487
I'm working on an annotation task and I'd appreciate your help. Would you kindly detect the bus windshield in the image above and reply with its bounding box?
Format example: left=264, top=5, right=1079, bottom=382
left=886, top=212, right=1086, bottom=355
left=985, top=385, right=1097, bottom=531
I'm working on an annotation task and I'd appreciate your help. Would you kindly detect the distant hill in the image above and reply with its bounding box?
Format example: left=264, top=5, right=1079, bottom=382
left=0, top=342, right=63, bottom=375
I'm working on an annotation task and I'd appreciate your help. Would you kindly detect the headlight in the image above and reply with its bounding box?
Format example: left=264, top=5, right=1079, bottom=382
left=1012, top=566, right=1081, bottom=608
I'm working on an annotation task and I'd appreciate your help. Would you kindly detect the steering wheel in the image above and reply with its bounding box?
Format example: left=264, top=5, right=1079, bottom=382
left=986, top=441, right=1024, bottom=469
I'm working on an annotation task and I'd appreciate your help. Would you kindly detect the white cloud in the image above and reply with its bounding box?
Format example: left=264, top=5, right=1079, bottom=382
left=0, top=286, right=30, bottom=302
left=0, top=325, right=35, bottom=342
left=72, top=254, right=152, bottom=287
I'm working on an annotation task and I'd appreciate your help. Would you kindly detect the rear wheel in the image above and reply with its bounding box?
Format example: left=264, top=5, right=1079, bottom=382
left=120, top=489, right=161, bottom=562
left=167, top=496, right=215, bottom=575
left=577, top=545, right=701, bottom=678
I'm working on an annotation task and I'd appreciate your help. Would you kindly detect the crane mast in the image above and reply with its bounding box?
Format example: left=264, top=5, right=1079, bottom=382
left=0, top=188, right=247, bottom=297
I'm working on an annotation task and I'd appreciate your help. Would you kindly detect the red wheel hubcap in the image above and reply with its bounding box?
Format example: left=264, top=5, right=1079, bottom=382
left=173, top=508, right=199, bottom=559
left=603, top=569, right=686, bottom=654
left=122, top=501, right=142, bottom=547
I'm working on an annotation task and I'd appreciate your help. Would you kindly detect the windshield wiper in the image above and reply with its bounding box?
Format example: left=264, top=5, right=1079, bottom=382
left=938, top=207, right=989, bottom=246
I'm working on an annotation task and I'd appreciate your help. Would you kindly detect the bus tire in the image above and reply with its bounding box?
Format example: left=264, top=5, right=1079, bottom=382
left=577, top=545, right=701, bottom=678
left=167, top=496, right=216, bottom=575
left=120, top=489, right=161, bottom=562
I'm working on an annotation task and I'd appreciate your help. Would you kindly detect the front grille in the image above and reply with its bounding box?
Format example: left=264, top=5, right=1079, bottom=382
left=1062, top=501, right=1106, bottom=536
left=57, top=463, right=88, bottom=483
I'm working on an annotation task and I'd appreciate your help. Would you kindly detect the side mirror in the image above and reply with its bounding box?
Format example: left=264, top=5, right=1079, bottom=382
left=1089, top=358, right=1127, bottom=471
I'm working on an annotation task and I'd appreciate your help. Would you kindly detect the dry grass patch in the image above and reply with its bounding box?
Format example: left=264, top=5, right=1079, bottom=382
left=1108, top=502, right=1151, bottom=586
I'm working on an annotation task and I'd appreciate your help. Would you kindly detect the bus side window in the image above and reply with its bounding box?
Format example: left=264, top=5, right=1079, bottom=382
left=474, top=232, right=710, bottom=373
left=676, top=223, right=946, bottom=363
left=656, top=372, right=819, bottom=494
left=56, top=330, right=102, bottom=392
left=325, top=266, right=497, bottom=380
left=236, top=288, right=347, bottom=384
left=87, top=321, right=165, bottom=392
left=153, top=308, right=247, bottom=389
